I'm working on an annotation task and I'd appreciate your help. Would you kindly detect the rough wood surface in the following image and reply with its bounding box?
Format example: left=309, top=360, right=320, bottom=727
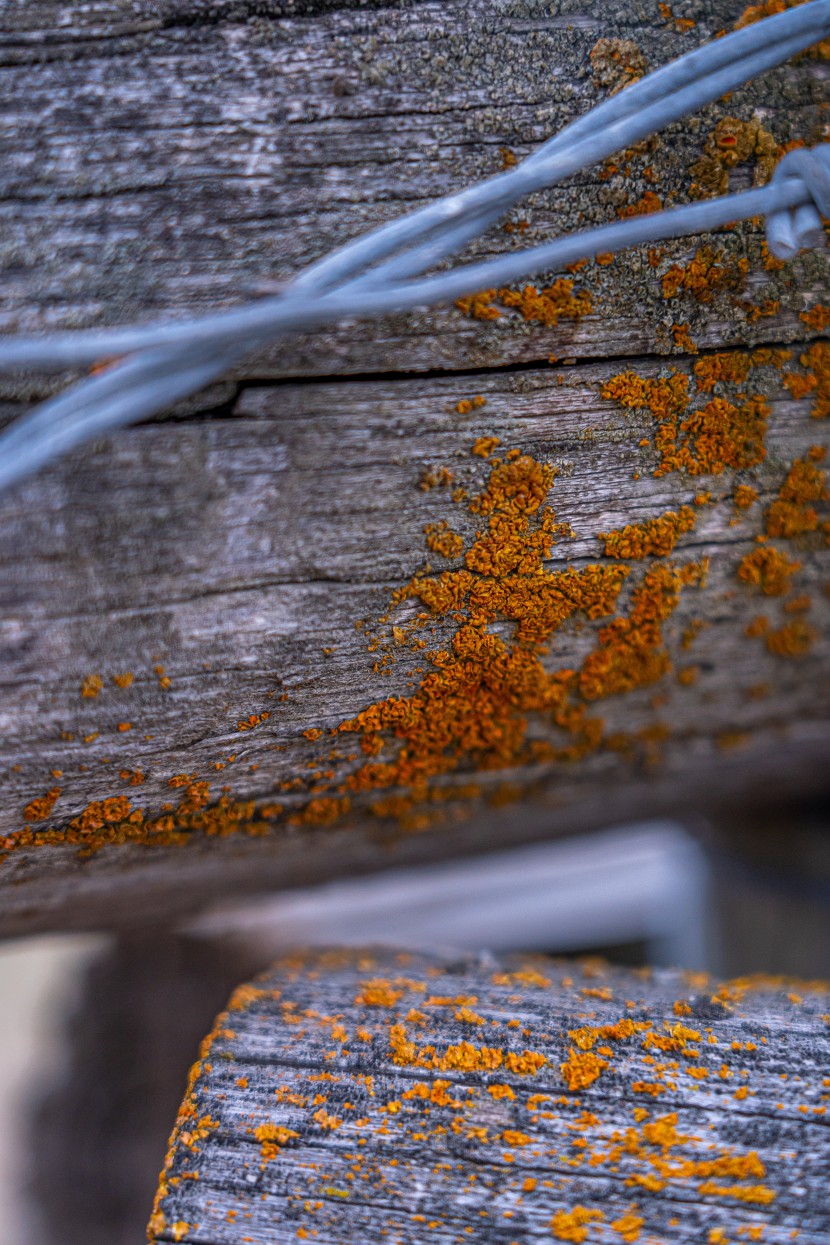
left=0, top=0, right=829, bottom=936
left=150, top=947, right=830, bottom=1244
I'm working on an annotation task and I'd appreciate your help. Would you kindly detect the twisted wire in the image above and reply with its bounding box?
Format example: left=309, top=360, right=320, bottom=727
left=1, top=1, right=829, bottom=493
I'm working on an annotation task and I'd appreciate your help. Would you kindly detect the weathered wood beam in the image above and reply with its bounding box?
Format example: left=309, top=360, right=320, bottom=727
left=0, top=0, right=828, bottom=936
left=150, top=947, right=830, bottom=1244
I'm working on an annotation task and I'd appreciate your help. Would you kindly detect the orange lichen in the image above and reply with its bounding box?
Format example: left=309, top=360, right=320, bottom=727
left=612, top=1211, right=645, bottom=1242
left=590, top=37, right=646, bottom=93
left=80, top=673, right=103, bottom=699
left=560, top=1048, right=609, bottom=1091
left=765, top=619, right=816, bottom=658
left=457, top=280, right=592, bottom=327
left=579, top=563, right=707, bottom=700
left=765, top=454, right=829, bottom=539
left=801, top=305, right=830, bottom=333
left=112, top=671, right=134, bottom=689
left=471, top=437, right=500, bottom=459
left=690, top=117, right=778, bottom=196
left=617, top=191, right=663, bottom=219
left=671, top=322, right=698, bottom=353
left=660, top=246, right=749, bottom=304
left=253, top=1123, right=299, bottom=1161
left=355, top=980, right=404, bottom=1008
left=602, top=366, right=768, bottom=478
left=23, top=788, right=61, bottom=823
left=733, top=484, right=758, bottom=511
left=599, top=508, right=695, bottom=559
left=735, top=0, right=830, bottom=58
left=237, top=711, right=271, bottom=732
left=551, top=1206, right=605, bottom=1242
left=737, top=547, right=801, bottom=596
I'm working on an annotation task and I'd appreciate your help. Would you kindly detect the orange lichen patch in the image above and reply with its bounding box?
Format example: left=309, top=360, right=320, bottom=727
left=112, top=671, right=134, bottom=689
left=765, top=454, right=829, bottom=539
left=690, top=117, right=779, bottom=197
left=612, top=1211, right=645, bottom=1242
left=589, top=37, right=646, bottom=93
left=617, top=191, right=663, bottom=219
left=120, top=768, right=145, bottom=785
left=737, top=547, right=801, bottom=596
left=471, top=437, right=500, bottom=459
left=419, top=466, right=455, bottom=491
left=402, top=1080, right=463, bottom=1108
left=312, top=1108, right=342, bottom=1130
left=23, top=788, right=61, bottom=823
left=253, top=1123, right=299, bottom=1162
left=658, top=2, right=695, bottom=31
left=797, top=341, right=830, bottom=420
left=487, top=1083, right=516, bottom=1101
left=388, top=1024, right=545, bottom=1076
left=551, top=1205, right=605, bottom=1242
left=456, top=395, right=487, bottom=415
left=355, top=980, right=404, bottom=1008
left=671, top=323, right=698, bottom=353
left=332, top=452, right=666, bottom=795
left=2, top=783, right=285, bottom=860
left=660, top=247, right=749, bottom=304
left=80, top=673, right=103, bottom=699
left=579, top=563, right=707, bottom=700
left=801, top=305, right=830, bottom=333
left=237, top=711, right=271, bottom=732
left=599, top=508, right=695, bottom=559
left=733, top=484, right=758, bottom=511
left=765, top=618, right=817, bottom=658
left=604, top=366, right=769, bottom=478
left=456, top=280, right=593, bottom=327
left=735, top=0, right=830, bottom=57
left=561, top=1048, right=609, bottom=1091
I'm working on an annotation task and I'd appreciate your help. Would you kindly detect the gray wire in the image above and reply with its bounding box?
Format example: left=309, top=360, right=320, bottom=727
left=1, top=1, right=829, bottom=493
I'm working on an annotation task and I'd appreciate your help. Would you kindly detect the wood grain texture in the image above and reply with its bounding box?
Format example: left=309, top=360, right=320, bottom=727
left=0, top=0, right=829, bottom=937
left=150, top=947, right=830, bottom=1244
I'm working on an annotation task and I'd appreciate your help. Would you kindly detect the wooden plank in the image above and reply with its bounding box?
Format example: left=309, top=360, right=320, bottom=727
left=0, top=0, right=827, bottom=394
left=0, top=0, right=828, bottom=936
left=149, top=947, right=830, bottom=1244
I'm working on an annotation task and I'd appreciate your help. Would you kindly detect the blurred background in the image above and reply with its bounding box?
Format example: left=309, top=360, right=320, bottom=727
left=1, top=811, right=828, bottom=1245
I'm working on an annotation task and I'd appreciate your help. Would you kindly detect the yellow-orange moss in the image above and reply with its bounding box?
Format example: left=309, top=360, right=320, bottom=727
left=457, top=280, right=592, bottom=327
left=737, top=546, right=801, bottom=596
left=599, top=508, right=695, bottom=559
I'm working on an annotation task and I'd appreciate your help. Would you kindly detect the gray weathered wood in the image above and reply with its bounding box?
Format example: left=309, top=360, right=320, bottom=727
left=150, top=947, right=830, bottom=1244
left=0, top=0, right=828, bottom=937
